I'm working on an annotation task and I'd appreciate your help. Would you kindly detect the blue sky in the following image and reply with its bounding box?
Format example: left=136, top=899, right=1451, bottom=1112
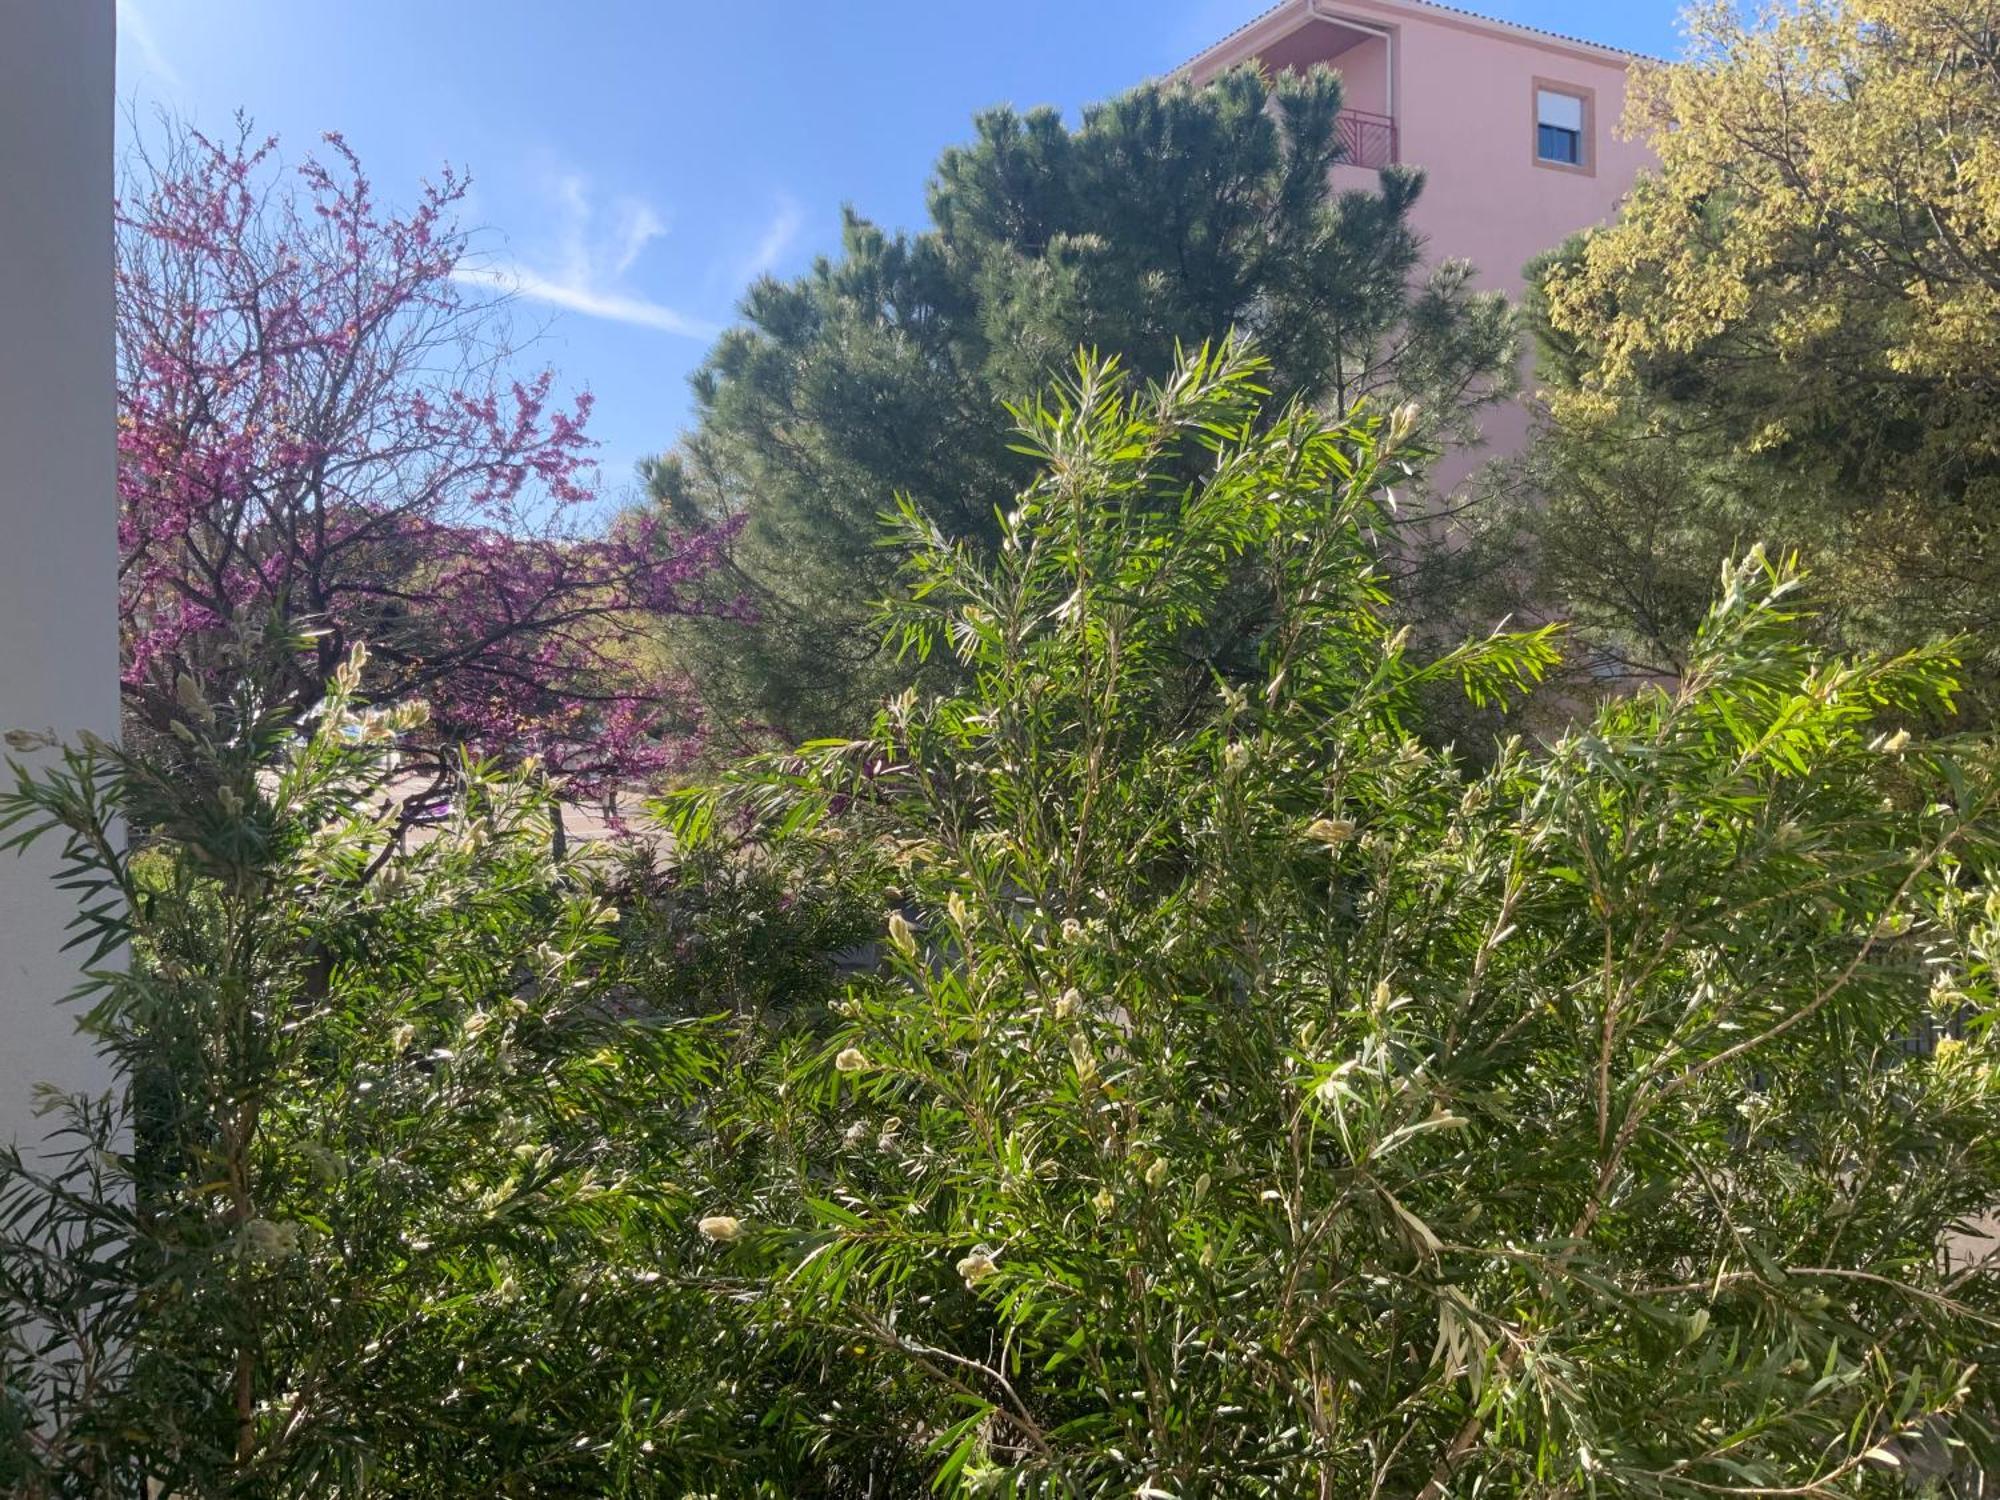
left=115, top=0, right=1684, bottom=508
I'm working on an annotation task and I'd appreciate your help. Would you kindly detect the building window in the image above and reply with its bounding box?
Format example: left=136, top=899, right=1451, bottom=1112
left=1536, top=86, right=1587, bottom=167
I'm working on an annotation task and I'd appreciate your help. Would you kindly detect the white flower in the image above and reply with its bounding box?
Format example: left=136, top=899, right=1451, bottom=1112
left=843, top=1119, right=872, bottom=1148
left=1069, top=1032, right=1096, bottom=1081
left=1054, top=987, right=1083, bottom=1020
left=835, top=1047, right=871, bottom=1074
left=955, top=1246, right=1000, bottom=1288
left=697, top=1215, right=743, bottom=1244
left=1145, top=1157, right=1169, bottom=1188
left=1881, top=727, right=1912, bottom=754
left=240, top=1218, right=300, bottom=1260
left=1061, top=918, right=1085, bottom=945
left=1304, top=817, right=1356, bottom=846
left=174, top=672, right=208, bottom=718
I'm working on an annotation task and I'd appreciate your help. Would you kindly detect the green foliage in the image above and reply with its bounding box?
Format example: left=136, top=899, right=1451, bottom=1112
left=674, top=345, right=2000, bottom=1494
left=10, top=347, right=2000, bottom=1495
left=0, top=654, right=769, bottom=1496
left=606, top=837, right=879, bottom=1028
left=647, top=65, right=1516, bottom=745
left=1506, top=0, right=2000, bottom=706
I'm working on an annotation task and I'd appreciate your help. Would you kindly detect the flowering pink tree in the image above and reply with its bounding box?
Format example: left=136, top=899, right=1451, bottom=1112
left=117, top=120, right=738, bottom=800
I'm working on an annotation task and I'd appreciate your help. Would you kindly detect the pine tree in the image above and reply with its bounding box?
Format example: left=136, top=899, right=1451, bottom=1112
left=646, top=64, right=1518, bottom=745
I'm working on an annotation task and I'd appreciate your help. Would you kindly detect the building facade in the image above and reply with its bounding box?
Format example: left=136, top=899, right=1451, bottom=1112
left=1182, top=0, right=1654, bottom=477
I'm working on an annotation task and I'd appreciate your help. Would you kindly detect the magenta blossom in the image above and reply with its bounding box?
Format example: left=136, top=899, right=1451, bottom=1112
left=118, top=120, right=741, bottom=797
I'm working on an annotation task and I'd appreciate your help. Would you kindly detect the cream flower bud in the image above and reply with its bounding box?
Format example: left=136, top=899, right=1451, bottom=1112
left=241, top=1218, right=300, bottom=1260
left=697, top=1214, right=743, bottom=1243
left=1304, top=817, right=1357, bottom=846
left=887, top=910, right=917, bottom=957
left=834, top=1046, right=871, bottom=1074
left=174, top=672, right=209, bottom=719
left=1069, top=1031, right=1096, bottom=1081
left=955, top=1246, right=1000, bottom=1288
left=334, top=641, right=369, bottom=694
left=1145, top=1157, right=1169, bottom=1188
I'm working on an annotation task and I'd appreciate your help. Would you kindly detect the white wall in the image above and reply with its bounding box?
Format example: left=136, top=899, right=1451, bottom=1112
left=0, top=0, right=119, bottom=1151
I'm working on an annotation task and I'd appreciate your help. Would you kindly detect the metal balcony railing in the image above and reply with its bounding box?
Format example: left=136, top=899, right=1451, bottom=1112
left=1336, top=108, right=1398, bottom=170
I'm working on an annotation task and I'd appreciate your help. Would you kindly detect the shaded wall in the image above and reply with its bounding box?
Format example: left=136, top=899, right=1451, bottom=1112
left=0, top=0, right=119, bottom=1149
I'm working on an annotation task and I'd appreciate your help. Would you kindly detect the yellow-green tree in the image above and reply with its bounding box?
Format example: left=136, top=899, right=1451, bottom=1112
left=1515, top=0, right=2000, bottom=697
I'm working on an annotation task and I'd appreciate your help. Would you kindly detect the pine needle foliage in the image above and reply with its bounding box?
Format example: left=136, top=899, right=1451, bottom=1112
left=647, top=65, right=1517, bottom=746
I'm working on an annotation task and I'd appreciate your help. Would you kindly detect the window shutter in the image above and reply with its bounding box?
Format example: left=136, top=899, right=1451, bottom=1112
left=1537, top=90, right=1584, bottom=131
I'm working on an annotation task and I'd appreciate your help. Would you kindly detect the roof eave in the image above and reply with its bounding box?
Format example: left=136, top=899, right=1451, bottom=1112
left=1175, top=0, right=1646, bottom=87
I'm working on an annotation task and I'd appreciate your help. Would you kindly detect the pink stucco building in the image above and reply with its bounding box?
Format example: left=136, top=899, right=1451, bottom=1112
left=1182, top=0, right=1656, bottom=479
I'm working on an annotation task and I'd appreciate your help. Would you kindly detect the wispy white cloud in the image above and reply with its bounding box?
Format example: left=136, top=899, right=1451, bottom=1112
left=610, top=198, right=667, bottom=278
left=455, top=261, right=718, bottom=339
left=737, top=194, right=804, bottom=285
left=117, top=0, right=185, bottom=94
left=455, top=169, right=716, bottom=340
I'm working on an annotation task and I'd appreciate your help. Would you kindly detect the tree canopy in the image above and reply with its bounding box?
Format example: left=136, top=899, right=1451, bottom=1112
left=646, top=65, right=1517, bottom=746
left=118, top=122, right=737, bottom=798
left=1511, top=0, right=2000, bottom=698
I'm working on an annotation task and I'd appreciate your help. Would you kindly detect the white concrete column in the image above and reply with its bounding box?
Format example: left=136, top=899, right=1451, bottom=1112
left=0, top=0, right=119, bottom=1150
